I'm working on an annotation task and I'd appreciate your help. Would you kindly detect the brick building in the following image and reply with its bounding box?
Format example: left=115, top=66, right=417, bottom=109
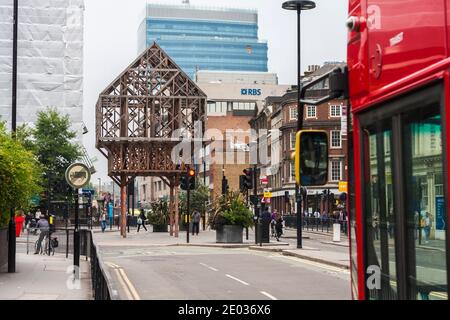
left=250, top=63, right=348, bottom=215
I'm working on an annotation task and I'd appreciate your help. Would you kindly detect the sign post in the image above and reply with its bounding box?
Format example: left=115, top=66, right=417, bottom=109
left=65, top=163, right=91, bottom=277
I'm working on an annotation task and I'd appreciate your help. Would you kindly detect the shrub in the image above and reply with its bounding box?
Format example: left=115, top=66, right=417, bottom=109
left=147, top=199, right=169, bottom=226
left=208, top=192, right=253, bottom=230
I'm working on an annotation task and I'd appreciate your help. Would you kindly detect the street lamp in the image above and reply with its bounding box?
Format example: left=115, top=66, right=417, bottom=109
left=8, top=0, right=19, bottom=273
left=282, top=0, right=315, bottom=249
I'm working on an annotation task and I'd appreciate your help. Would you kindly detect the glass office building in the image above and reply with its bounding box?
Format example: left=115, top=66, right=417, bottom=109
left=138, top=3, right=268, bottom=79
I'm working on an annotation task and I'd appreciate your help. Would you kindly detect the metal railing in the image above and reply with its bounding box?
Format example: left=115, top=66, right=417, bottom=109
left=90, top=236, right=111, bottom=300
left=283, top=216, right=349, bottom=236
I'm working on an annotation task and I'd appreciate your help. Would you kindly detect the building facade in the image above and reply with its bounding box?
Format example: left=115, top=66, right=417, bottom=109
left=138, top=71, right=291, bottom=204
left=250, top=63, right=348, bottom=216
left=138, top=3, right=268, bottom=79
left=0, top=0, right=84, bottom=134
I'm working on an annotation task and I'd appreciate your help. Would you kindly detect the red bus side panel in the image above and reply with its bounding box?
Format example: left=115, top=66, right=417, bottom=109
left=366, top=0, right=447, bottom=94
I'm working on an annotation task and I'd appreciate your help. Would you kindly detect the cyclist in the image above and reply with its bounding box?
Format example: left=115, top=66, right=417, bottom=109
left=34, top=214, right=50, bottom=254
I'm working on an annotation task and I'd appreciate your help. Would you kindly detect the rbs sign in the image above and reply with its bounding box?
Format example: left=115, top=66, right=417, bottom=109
left=241, top=89, right=262, bottom=96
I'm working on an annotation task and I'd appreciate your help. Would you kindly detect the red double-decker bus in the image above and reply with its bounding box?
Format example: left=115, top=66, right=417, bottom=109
left=347, top=0, right=450, bottom=300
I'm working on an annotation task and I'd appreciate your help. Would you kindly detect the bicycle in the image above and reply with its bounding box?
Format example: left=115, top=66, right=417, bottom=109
left=34, top=231, right=56, bottom=256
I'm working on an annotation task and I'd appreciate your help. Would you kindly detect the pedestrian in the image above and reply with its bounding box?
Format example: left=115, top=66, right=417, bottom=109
left=423, top=212, right=431, bottom=244
left=15, top=211, right=25, bottom=237
left=100, top=211, right=107, bottom=233
left=270, top=210, right=277, bottom=237
left=191, top=209, right=201, bottom=235
left=34, top=215, right=50, bottom=254
left=275, top=212, right=284, bottom=241
left=137, top=208, right=147, bottom=232
left=35, top=209, right=41, bottom=221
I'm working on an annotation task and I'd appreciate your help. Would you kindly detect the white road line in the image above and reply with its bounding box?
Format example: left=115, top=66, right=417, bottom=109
left=260, top=291, right=278, bottom=300
left=226, top=274, right=249, bottom=286
left=199, top=262, right=219, bottom=272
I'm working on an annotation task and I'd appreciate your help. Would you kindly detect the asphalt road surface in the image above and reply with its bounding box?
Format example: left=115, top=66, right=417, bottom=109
left=100, top=245, right=351, bottom=300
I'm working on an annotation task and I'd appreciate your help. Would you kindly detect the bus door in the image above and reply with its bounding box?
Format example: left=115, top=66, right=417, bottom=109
left=358, top=83, right=449, bottom=300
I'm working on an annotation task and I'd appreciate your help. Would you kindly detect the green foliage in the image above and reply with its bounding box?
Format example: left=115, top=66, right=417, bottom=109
left=208, top=192, right=253, bottom=230
left=33, top=108, right=82, bottom=202
left=147, top=199, right=169, bottom=225
left=0, top=122, right=42, bottom=228
left=191, top=179, right=210, bottom=213
left=179, top=179, right=210, bottom=215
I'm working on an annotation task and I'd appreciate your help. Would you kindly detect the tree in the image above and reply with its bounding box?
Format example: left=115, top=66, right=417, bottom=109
left=33, top=108, right=82, bottom=205
left=0, top=122, right=42, bottom=228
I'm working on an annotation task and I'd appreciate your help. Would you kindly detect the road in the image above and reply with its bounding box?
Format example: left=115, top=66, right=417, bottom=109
left=100, top=245, right=351, bottom=300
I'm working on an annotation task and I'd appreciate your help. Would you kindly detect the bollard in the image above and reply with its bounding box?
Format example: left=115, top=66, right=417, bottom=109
left=333, top=223, right=341, bottom=242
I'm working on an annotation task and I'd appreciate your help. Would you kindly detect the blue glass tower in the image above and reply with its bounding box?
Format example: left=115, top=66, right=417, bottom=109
left=138, top=3, right=268, bottom=79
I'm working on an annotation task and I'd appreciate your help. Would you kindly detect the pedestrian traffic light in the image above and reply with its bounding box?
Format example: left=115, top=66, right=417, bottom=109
left=188, top=169, right=196, bottom=190
left=243, top=168, right=253, bottom=190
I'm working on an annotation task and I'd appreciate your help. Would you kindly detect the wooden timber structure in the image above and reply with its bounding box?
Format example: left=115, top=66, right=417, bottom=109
left=96, top=43, right=207, bottom=238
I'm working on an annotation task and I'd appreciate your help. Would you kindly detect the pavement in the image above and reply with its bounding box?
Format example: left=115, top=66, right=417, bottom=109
left=0, top=248, right=92, bottom=300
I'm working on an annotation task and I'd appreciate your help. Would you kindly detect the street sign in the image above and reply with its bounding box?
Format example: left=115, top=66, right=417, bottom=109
left=338, top=181, right=348, bottom=193
left=264, top=192, right=272, bottom=198
left=65, top=163, right=91, bottom=189
left=260, top=176, right=268, bottom=185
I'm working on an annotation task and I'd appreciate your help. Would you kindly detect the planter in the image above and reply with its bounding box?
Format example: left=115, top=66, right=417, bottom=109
left=216, top=225, right=243, bottom=244
left=0, top=227, right=8, bottom=270
left=152, top=224, right=168, bottom=233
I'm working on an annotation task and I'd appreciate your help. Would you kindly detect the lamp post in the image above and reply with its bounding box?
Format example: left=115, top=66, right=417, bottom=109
left=8, top=0, right=19, bottom=273
left=282, top=0, right=315, bottom=249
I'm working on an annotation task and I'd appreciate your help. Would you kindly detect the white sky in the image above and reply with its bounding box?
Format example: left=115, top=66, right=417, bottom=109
left=83, top=0, right=349, bottom=183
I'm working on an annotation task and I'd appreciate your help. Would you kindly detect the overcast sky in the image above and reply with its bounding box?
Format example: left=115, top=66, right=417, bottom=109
left=83, top=0, right=349, bottom=183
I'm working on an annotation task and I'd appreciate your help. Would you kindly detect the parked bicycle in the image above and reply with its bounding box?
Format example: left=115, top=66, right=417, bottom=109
left=34, top=231, right=58, bottom=256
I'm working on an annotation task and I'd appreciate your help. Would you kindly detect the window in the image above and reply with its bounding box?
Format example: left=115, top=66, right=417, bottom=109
left=331, top=130, right=342, bottom=148
left=330, top=105, right=341, bottom=117
left=306, top=105, right=316, bottom=118
left=290, top=132, right=296, bottom=150
left=289, top=162, right=296, bottom=181
left=290, top=108, right=297, bottom=120
left=359, top=83, right=448, bottom=300
left=330, top=160, right=341, bottom=181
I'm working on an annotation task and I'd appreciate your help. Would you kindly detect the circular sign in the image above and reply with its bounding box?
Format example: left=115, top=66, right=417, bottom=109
left=65, top=163, right=91, bottom=189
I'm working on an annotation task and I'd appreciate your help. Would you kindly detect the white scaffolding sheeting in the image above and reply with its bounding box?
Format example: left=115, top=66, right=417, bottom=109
left=0, top=0, right=84, bottom=130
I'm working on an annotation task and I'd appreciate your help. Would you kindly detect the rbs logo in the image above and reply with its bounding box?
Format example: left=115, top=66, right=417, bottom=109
left=241, top=89, right=262, bottom=96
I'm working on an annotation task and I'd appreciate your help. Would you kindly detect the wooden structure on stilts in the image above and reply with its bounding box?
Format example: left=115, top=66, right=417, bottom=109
left=96, top=43, right=207, bottom=238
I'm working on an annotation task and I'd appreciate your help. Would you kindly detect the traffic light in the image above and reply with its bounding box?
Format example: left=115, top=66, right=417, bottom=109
left=180, top=173, right=188, bottom=190
left=242, top=168, right=253, bottom=190
left=188, top=169, right=196, bottom=190
left=181, top=169, right=196, bottom=191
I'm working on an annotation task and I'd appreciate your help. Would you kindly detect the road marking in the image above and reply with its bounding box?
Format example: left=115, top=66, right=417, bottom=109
left=226, top=274, right=249, bottom=286
left=260, top=291, right=278, bottom=300
left=105, top=261, right=141, bottom=300
left=199, top=262, right=218, bottom=272
left=118, top=268, right=141, bottom=300
left=113, top=269, right=134, bottom=300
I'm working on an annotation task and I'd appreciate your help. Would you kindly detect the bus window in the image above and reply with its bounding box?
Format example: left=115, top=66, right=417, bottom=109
left=403, top=109, right=448, bottom=300
left=363, top=123, right=397, bottom=299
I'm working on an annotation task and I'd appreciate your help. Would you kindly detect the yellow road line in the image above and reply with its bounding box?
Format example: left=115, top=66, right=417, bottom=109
left=105, top=261, right=141, bottom=300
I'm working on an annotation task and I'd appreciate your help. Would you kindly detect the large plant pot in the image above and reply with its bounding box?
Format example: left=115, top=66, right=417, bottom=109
left=0, top=227, right=8, bottom=270
left=152, top=224, right=168, bottom=233
left=216, top=225, right=243, bottom=244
